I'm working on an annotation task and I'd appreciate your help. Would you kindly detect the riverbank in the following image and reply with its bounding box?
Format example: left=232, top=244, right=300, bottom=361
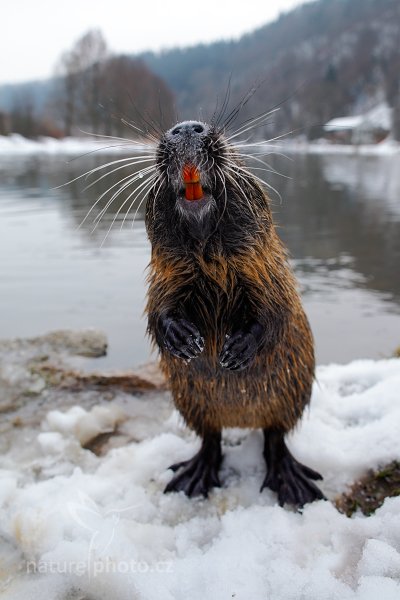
left=0, top=134, right=150, bottom=156
left=282, top=137, right=400, bottom=156
left=1, top=330, right=400, bottom=598
left=1, top=133, right=400, bottom=157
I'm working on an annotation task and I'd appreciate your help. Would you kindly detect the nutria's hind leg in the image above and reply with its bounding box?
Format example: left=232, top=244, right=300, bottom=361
left=261, top=429, right=325, bottom=507
left=164, top=432, right=222, bottom=498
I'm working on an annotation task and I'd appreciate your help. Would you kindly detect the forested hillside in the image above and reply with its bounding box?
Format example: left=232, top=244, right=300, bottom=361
left=141, top=0, right=400, bottom=138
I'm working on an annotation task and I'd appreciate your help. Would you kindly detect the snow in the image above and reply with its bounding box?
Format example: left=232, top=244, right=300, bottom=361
left=44, top=405, right=124, bottom=445
left=324, top=116, right=364, bottom=131
left=281, top=137, right=400, bottom=156
left=1, top=129, right=400, bottom=159
left=363, top=103, right=392, bottom=131
left=0, top=134, right=151, bottom=156
left=1, top=333, right=400, bottom=598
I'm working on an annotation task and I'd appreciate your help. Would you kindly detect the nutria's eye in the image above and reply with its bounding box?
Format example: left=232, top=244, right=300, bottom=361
left=193, top=125, right=204, bottom=133
left=171, top=127, right=181, bottom=135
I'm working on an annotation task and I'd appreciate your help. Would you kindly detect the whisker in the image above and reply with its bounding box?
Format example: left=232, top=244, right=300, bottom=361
left=90, top=177, right=141, bottom=235
left=82, top=158, right=155, bottom=192
left=234, top=141, right=285, bottom=148
left=79, top=165, right=156, bottom=229
left=219, top=162, right=258, bottom=218
left=225, top=115, right=279, bottom=143
left=255, top=129, right=301, bottom=145
left=223, top=77, right=310, bottom=137
left=234, top=152, right=290, bottom=179
left=243, top=165, right=291, bottom=180
left=213, top=74, right=232, bottom=128
left=79, top=169, right=153, bottom=230
left=55, top=155, right=154, bottom=190
left=99, top=174, right=157, bottom=246
left=151, top=175, right=165, bottom=223
left=219, top=81, right=262, bottom=132
left=66, top=142, right=149, bottom=163
left=92, top=166, right=156, bottom=228
left=78, top=129, right=155, bottom=148
left=125, top=91, right=164, bottom=138
left=129, top=181, right=156, bottom=228
left=225, top=108, right=280, bottom=140
left=101, top=98, right=160, bottom=143
left=213, top=165, right=229, bottom=229
left=122, top=175, right=158, bottom=231
left=121, top=118, right=159, bottom=144
left=223, top=158, right=283, bottom=206
left=234, top=144, right=293, bottom=163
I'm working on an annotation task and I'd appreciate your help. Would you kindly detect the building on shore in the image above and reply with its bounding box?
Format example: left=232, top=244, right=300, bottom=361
left=323, top=103, right=392, bottom=144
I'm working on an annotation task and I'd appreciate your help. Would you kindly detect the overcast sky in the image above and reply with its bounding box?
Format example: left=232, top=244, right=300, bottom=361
left=1, top=0, right=305, bottom=84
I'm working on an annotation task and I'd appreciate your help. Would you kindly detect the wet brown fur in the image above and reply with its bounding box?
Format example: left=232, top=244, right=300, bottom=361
left=146, top=190, right=315, bottom=436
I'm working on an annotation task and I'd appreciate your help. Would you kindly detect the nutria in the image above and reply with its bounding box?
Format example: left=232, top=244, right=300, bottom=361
left=145, top=119, right=324, bottom=506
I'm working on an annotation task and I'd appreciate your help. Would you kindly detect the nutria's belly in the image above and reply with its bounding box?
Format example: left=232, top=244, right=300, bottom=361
left=161, top=346, right=314, bottom=434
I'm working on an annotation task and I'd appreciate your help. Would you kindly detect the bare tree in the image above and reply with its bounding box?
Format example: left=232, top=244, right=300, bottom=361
left=10, top=93, right=37, bottom=138
left=99, top=56, right=175, bottom=137
left=52, top=29, right=175, bottom=139
left=55, top=29, right=108, bottom=135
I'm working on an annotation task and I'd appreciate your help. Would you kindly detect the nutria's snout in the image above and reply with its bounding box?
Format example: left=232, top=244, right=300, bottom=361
left=159, top=120, right=216, bottom=217
left=168, top=120, right=207, bottom=138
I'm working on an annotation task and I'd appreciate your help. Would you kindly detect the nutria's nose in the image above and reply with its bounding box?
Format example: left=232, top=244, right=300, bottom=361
left=170, top=121, right=205, bottom=136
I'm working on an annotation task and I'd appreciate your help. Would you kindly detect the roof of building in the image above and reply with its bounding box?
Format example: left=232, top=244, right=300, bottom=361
left=324, top=116, right=364, bottom=131
left=324, top=103, right=392, bottom=132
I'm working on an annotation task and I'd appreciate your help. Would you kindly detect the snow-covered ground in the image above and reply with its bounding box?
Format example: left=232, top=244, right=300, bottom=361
left=0, top=134, right=151, bottom=156
left=1, top=331, right=400, bottom=598
left=282, top=137, right=400, bottom=156
left=1, top=133, right=400, bottom=157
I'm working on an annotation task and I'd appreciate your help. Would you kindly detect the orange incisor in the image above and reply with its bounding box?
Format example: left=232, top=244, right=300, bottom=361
left=183, top=164, right=203, bottom=201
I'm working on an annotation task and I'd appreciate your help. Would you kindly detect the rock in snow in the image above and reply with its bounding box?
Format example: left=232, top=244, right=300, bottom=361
left=0, top=330, right=400, bottom=599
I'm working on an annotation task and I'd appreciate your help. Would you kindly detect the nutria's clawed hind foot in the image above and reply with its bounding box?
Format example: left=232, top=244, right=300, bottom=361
left=164, top=430, right=325, bottom=506
left=261, top=430, right=325, bottom=507
left=164, top=432, right=222, bottom=497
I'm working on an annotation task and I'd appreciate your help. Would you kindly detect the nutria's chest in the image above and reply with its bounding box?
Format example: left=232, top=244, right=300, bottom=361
left=179, top=254, right=246, bottom=346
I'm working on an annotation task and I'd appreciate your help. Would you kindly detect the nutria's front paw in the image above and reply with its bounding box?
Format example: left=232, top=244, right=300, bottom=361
left=159, top=316, right=204, bottom=360
left=219, top=331, right=257, bottom=371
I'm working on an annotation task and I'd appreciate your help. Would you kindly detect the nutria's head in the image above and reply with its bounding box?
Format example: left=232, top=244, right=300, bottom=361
left=156, top=120, right=224, bottom=219
left=145, top=119, right=272, bottom=247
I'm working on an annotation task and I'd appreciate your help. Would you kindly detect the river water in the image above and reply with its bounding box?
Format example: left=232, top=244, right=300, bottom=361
left=0, top=149, right=399, bottom=368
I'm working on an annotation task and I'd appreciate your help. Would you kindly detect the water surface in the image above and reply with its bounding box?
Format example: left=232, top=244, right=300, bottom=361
left=0, top=150, right=399, bottom=368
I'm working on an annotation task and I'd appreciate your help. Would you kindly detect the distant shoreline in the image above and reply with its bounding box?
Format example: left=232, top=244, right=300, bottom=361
left=1, top=133, right=400, bottom=157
